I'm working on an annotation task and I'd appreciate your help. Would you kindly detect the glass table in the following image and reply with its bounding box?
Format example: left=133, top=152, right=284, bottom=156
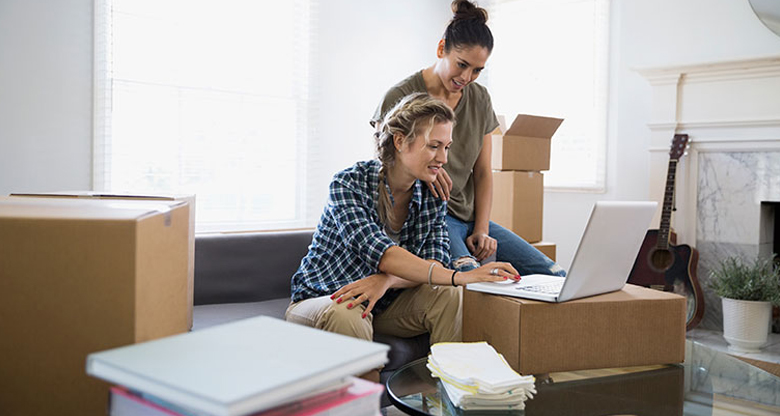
left=386, top=340, right=780, bottom=415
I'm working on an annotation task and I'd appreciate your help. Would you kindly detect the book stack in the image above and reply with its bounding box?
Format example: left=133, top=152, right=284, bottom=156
left=427, top=342, right=536, bottom=411
left=86, top=316, right=389, bottom=416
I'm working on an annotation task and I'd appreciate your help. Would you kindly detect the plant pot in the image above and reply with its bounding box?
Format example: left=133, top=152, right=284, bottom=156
left=722, top=297, right=772, bottom=353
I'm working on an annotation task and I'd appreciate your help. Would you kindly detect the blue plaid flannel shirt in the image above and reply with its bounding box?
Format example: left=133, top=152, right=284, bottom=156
left=290, top=160, right=450, bottom=314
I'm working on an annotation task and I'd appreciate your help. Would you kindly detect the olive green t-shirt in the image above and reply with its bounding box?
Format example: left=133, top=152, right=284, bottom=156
left=371, top=71, right=499, bottom=222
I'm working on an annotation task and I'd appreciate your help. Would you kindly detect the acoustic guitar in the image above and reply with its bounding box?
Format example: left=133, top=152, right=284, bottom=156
left=627, top=134, right=705, bottom=330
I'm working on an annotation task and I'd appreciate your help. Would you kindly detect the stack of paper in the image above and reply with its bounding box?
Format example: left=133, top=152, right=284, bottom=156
left=86, top=316, right=389, bottom=416
left=427, top=342, right=536, bottom=411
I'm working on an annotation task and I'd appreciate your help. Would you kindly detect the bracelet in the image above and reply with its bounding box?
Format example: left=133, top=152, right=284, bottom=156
left=451, top=270, right=458, bottom=287
left=427, top=262, right=438, bottom=288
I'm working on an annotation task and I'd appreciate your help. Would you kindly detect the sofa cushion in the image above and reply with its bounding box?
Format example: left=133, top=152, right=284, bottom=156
left=194, top=230, right=313, bottom=305
left=192, top=299, right=291, bottom=331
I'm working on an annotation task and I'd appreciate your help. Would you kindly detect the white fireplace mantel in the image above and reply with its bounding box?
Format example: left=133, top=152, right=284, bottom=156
left=636, top=55, right=780, bottom=246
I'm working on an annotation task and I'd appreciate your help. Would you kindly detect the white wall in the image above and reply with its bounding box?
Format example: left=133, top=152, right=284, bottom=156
left=0, top=0, right=94, bottom=194
left=544, top=0, right=780, bottom=269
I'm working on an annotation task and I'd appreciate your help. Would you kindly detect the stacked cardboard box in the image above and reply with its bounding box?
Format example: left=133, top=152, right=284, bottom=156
left=0, top=196, right=192, bottom=416
left=490, top=114, right=562, bottom=255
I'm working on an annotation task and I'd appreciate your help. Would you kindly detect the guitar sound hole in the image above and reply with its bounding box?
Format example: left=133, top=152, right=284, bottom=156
left=648, top=248, right=674, bottom=273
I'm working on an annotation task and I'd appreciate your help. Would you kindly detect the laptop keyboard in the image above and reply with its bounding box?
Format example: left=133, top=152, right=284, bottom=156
left=517, top=281, right=563, bottom=294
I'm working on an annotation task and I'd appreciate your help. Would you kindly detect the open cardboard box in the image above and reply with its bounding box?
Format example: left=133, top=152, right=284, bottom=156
left=492, top=114, right=563, bottom=171
left=0, top=196, right=191, bottom=416
left=463, top=284, right=686, bottom=375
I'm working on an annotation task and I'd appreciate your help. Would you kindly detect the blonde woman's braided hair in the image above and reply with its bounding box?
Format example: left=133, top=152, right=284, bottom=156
left=374, top=92, right=455, bottom=226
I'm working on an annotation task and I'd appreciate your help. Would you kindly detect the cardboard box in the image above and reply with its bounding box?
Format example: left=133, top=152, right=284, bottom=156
left=11, top=191, right=196, bottom=330
left=0, top=197, right=190, bottom=416
left=532, top=241, right=556, bottom=262
left=492, top=114, right=563, bottom=171
left=491, top=171, right=543, bottom=243
left=463, top=284, right=686, bottom=375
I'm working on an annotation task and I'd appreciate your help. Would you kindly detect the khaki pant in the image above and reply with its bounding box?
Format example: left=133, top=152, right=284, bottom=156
left=285, top=285, right=462, bottom=345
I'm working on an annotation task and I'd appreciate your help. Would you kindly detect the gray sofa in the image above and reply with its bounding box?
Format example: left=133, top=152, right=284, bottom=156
left=191, top=229, right=430, bottom=388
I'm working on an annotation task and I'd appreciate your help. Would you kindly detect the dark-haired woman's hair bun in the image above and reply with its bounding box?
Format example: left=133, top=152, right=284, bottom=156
left=444, top=0, right=493, bottom=53
left=451, top=0, right=488, bottom=24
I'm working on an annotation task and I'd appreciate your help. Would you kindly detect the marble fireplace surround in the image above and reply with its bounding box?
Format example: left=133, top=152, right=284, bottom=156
left=638, top=56, right=780, bottom=331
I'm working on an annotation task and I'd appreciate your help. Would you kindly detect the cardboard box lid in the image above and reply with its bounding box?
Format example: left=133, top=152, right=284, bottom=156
left=0, top=196, right=184, bottom=221
left=10, top=191, right=191, bottom=201
left=495, top=284, right=684, bottom=308
left=504, top=114, right=563, bottom=139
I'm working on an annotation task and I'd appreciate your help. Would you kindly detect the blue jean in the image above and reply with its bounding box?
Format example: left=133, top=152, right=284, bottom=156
left=445, top=214, right=566, bottom=276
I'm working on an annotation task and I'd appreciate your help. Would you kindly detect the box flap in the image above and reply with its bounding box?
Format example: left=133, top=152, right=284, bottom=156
left=0, top=196, right=184, bottom=221
left=505, top=114, right=563, bottom=139
left=496, top=284, right=684, bottom=307
left=10, top=191, right=186, bottom=201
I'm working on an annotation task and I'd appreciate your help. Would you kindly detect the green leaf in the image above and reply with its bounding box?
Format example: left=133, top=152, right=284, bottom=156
left=707, top=255, right=780, bottom=305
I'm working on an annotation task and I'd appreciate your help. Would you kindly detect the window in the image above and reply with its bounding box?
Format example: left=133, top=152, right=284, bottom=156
left=94, top=0, right=315, bottom=231
left=487, top=0, right=609, bottom=190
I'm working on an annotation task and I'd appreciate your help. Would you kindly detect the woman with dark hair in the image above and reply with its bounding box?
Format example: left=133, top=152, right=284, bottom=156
left=371, top=0, right=566, bottom=277
left=287, top=93, right=518, bottom=381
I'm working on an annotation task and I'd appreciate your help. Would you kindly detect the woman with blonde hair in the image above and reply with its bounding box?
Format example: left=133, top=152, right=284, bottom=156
left=286, top=93, right=518, bottom=379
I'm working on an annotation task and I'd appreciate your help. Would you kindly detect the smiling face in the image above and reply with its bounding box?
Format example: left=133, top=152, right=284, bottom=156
left=395, top=120, right=454, bottom=184
left=433, top=42, right=490, bottom=93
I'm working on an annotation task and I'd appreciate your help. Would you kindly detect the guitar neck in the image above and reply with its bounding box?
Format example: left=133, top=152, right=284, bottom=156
left=658, top=159, right=678, bottom=249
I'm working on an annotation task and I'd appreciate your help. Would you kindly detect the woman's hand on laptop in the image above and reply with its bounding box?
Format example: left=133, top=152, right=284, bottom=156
left=458, top=262, right=520, bottom=285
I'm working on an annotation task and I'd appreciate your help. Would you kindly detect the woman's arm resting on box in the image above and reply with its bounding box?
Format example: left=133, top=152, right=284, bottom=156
left=378, top=246, right=517, bottom=286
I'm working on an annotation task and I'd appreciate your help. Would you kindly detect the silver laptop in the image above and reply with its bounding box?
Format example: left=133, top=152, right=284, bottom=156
left=466, top=201, right=657, bottom=302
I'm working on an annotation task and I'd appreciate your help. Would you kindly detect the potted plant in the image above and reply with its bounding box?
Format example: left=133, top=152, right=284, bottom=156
left=708, top=255, right=780, bottom=353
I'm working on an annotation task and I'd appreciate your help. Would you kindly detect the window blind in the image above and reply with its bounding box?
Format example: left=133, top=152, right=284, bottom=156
left=94, top=0, right=316, bottom=231
left=487, top=0, right=609, bottom=191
